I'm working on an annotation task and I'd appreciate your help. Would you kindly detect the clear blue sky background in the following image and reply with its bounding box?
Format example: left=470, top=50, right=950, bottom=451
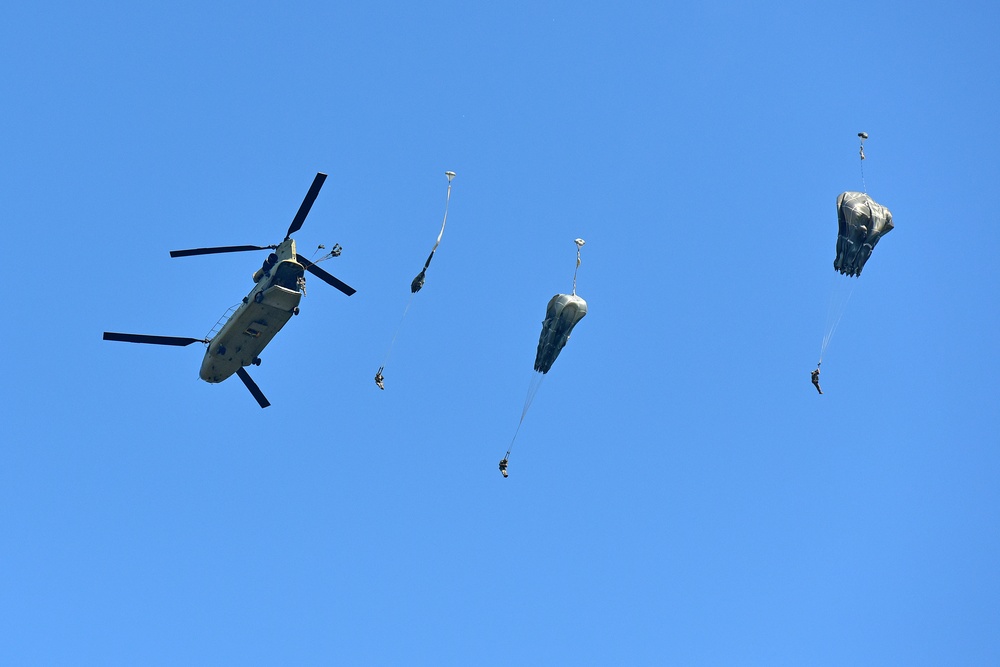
left=3, top=1, right=998, bottom=664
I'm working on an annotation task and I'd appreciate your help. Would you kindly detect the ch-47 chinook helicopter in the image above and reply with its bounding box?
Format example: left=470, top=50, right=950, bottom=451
left=103, top=172, right=355, bottom=408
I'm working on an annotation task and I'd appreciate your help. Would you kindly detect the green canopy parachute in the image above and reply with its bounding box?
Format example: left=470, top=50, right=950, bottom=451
left=534, top=293, right=588, bottom=374
left=834, top=191, right=894, bottom=277
left=501, top=239, right=589, bottom=477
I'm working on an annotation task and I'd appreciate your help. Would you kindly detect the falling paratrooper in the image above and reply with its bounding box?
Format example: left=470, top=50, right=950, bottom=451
left=374, top=171, right=456, bottom=390
left=814, top=132, right=895, bottom=391
left=500, top=238, right=589, bottom=478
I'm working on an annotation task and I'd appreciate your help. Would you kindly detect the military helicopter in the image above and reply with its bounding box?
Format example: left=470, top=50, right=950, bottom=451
left=103, top=172, right=355, bottom=408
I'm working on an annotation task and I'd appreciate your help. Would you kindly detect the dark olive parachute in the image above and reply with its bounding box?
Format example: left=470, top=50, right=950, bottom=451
left=534, top=293, right=588, bottom=374
left=834, top=191, right=893, bottom=277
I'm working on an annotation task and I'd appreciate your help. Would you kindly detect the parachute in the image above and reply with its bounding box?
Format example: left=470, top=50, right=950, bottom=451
left=815, top=133, right=895, bottom=384
left=410, top=171, right=456, bottom=293
left=834, top=191, right=894, bottom=277
left=534, top=293, right=588, bottom=374
left=500, top=239, right=588, bottom=477
left=375, top=171, right=456, bottom=390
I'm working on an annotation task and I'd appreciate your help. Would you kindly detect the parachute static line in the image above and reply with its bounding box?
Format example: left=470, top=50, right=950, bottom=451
left=375, top=171, right=455, bottom=389
left=858, top=131, right=868, bottom=193
left=309, top=243, right=343, bottom=262
left=572, top=238, right=585, bottom=296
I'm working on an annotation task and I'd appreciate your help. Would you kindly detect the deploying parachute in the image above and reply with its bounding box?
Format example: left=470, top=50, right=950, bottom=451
left=410, top=171, right=456, bottom=293
left=534, top=293, right=588, bottom=374
left=834, top=191, right=893, bottom=277
left=375, top=171, right=456, bottom=390
left=815, top=133, right=895, bottom=388
left=500, top=239, right=588, bottom=477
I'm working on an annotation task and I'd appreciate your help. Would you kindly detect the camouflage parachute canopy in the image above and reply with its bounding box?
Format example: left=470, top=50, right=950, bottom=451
left=834, top=191, right=894, bottom=277
left=534, top=294, right=587, bottom=374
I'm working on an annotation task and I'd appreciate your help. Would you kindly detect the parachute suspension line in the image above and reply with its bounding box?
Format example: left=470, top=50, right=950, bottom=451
left=521, top=371, right=546, bottom=421
left=379, top=291, right=416, bottom=371
left=818, top=275, right=857, bottom=366
left=572, top=238, right=586, bottom=296
left=505, top=372, right=546, bottom=461
left=858, top=131, right=868, bottom=194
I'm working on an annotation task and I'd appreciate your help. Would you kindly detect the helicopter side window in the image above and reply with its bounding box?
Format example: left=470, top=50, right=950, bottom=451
left=260, top=253, right=278, bottom=275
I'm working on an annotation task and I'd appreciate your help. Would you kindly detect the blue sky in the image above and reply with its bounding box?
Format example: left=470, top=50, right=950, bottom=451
left=3, top=1, right=999, bottom=664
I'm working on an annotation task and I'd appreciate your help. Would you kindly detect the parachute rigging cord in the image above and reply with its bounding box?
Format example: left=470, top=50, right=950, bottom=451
left=572, top=238, right=585, bottom=296
left=818, top=273, right=857, bottom=367
left=375, top=171, right=455, bottom=389
left=858, top=131, right=868, bottom=194
left=309, top=243, right=343, bottom=263
left=378, top=292, right=416, bottom=372
left=504, top=372, right=546, bottom=461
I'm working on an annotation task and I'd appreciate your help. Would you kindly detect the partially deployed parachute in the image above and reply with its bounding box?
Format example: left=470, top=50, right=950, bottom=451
left=500, top=239, right=589, bottom=477
left=374, top=171, right=455, bottom=390
left=834, top=191, right=893, bottom=277
left=534, top=293, right=587, bottom=374
left=815, top=133, right=896, bottom=388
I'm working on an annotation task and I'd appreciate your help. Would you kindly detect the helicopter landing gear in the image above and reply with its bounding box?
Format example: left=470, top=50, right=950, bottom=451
left=292, top=306, right=300, bottom=316
left=254, top=291, right=264, bottom=304
left=252, top=357, right=262, bottom=366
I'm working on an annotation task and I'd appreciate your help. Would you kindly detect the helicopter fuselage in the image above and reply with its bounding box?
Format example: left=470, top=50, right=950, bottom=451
left=199, top=238, right=304, bottom=383
left=104, top=172, right=356, bottom=409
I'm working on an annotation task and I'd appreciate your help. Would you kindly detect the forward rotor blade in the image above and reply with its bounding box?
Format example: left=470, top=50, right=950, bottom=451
left=169, top=245, right=274, bottom=258
left=298, top=256, right=356, bottom=296
left=103, top=332, right=208, bottom=346
left=236, top=367, right=271, bottom=408
left=285, top=172, right=327, bottom=240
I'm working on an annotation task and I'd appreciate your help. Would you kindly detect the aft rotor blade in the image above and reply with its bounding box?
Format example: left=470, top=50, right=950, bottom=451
left=169, top=245, right=274, bottom=258
left=236, top=367, right=271, bottom=408
left=103, top=332, right=208, bottom=346
left=286, top=172, right=327, bottom=240
left=298, top=256, right=356, bottom=296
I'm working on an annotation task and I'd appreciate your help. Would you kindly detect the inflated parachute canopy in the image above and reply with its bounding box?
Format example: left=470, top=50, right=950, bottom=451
left=835, top=191, right=894, bottom=277
left=534, top=294, right=587, bottom=374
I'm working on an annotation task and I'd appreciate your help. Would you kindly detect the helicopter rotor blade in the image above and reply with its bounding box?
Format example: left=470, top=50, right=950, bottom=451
left=169, top=245, right=275, bottom=258
left=103, top=332, right=209, bottom=346
left=236, top=367, right=271, bottom=408
left=297, top=256, right=356, bottom=296
left=285, top=172, right=327, bottom=240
